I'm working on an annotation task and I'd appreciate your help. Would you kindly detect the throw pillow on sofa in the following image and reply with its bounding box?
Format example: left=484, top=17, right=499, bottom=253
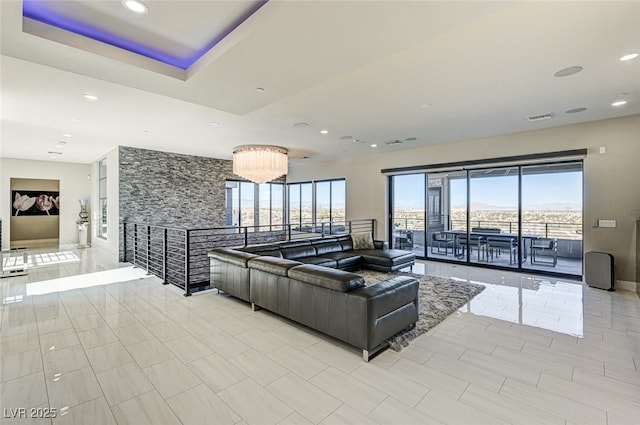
left=351, top=232, right=374, bottom=250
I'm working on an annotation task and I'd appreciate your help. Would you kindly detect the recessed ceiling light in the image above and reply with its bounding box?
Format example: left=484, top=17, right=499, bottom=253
left=420, top=104, right=432, bottom=109
left=122, top=0, right=148, bottom=14
left=209, top=122, right=221, bottom=126
left=71, top=118, right=81, bottom=122
left=565, top=107, right=587, bottom=114
left=55, top=141, right=67, bottom=149
left=612, top=100, right=627, bottom=107
left=620, top=53, right=638, bottom=61
left=320, top=130, right=329, bottom=135
left=62, top=133, right=72, bottom=138
left=83, top=93, right=98, bottom=101
left=49, top=155, right=57, bottom=159
left=554, top=66, right=583, bottom=77
left=293, top=122, right=309, bottom=128
left=370, top=144, right=378, bottom=148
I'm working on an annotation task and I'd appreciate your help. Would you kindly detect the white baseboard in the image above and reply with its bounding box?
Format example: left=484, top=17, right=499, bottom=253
left=616, top=280, right=638, bottom=293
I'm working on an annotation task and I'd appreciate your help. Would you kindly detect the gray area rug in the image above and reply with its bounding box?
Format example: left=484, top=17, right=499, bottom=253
left=357, top=269, right=486, bottom=351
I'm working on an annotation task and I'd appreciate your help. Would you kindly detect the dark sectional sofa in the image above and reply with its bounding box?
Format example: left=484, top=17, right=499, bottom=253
left=208, top=235, right=418, bottom=361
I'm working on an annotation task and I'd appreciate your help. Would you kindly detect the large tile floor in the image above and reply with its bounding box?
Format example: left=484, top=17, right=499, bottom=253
left=1, top=247, right=639, bottom=425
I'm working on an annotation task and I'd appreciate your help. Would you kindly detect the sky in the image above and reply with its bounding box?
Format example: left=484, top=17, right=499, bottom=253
left=394, top=171, right=583, bottom=209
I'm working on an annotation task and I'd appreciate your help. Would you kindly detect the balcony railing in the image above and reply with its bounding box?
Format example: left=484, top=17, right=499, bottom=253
left=123, top=219, right=375, bottom=296
left=393, top=215, right=582, bottom=240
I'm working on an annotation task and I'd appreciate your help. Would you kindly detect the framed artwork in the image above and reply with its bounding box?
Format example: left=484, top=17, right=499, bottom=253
left=12, top=191, right=60, bottom=216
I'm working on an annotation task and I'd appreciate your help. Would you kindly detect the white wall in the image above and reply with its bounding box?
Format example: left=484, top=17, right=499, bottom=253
left=1, top=158, right=91, bottom=248
left=90, top=147, right=120, bottom=259
left=288, top=115, right=640, bottom=283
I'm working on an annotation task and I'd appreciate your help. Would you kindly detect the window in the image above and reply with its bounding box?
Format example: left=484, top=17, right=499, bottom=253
left=316, top=179, right=345, bottom=223
left=287, top=182, right=313, bottom=227
left=98, top=158, right=107, bottom=239
left=287, top=179, right=346, bottom=227
left=225, top=180, right=285, bottom=230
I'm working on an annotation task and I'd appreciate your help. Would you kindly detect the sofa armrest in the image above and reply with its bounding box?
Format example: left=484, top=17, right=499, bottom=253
left=248, top=256, right=302, bottom=277
left=208, top=248, right=259, bottom=267
left=347, top=276, right=419, bottom=351
left=374, top=240, right=388, bottom=250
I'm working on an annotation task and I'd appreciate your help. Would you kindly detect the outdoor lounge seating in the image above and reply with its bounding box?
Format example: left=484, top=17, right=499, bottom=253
left=530, top=238, right=558, bottom=266
left=486, top=236, right=518, bottom=264
left=431, top=232, right=454, bottom=255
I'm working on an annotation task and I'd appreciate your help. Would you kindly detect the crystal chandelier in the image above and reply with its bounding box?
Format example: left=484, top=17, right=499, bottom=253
left=232, top=145, right=288, bottom=184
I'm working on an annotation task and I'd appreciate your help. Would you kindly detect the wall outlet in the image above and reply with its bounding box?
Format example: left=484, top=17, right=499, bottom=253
left=598, top=219, right=616, bottom=228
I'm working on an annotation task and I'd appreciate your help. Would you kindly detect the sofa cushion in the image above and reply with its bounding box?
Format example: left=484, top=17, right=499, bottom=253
left=313, top=241, right=343, bottom=255
left=351, top=232, right=375, bottom=250
left=281, top=245, right=317, bottom=260
left=279, top=240, right=312, bottom=249
left=248, top=257, right=302, bottom=277
left=241, top=244, right=278, bottom=253
left=288, top=264, right=365, bottom=292
left=357, top=249, right=415, bottom=267
left=319, top=252, right=362, bottom=269
left=296, top=256, right=338, bottom=268
left=252, top=249, right=283, bottom=258
left=208, top=248, right=259, bottom=268
left=337, top=235, right=354, bottom=251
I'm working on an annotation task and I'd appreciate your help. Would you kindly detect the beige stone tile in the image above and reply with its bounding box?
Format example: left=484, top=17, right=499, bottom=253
left=0, top=331, right=40, bottom=356
left=166, top=384, right=240, bottom=425
left=266, top=373, right=341, bottom=424
left=163, top=335, right=213, bottom=363
left=416, top=389, right=511, bottom=425
left=76, top=326, right=118, bottom=350
left=219, top=378, right=293, bottom=425
left=85, top=341, right=134, bottom=373
left=267, top=345, right=329, bottom=380
left=310, top=367, right=386, bottom=415
left=369, top=396, right=444, bottom=425
left=0, top=348, right=42, bottom=382
left=320, top=405, right=381, bottom=425
left=187, top=353, right=247, bottom=392
left=46, top=367, right=103, bottom=410
left=96, top=362, right=154, bottom=406
left=52, top=397, right=116, bottom=425
left=43, top=344, right=90, bottom=379
left=351, top=362, right=430, bottom=407
left=228, top=349, right=289, bottom=386
left=112, top=390, right=181, bottom=425
left=0, top=372, right=48, bottom=410
left=143, top=358, right=201, bottom=398
left=39, top=329, right=80, bottom=354
left=111, top=324, right=155, bottom=346
left=388, top=358, right=468, bottom=400
left=126, top=338, right=174, bottom=368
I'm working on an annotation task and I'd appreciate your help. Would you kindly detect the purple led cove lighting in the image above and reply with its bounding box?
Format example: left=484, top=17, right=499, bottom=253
left=23, top=0, right=268, bottom=70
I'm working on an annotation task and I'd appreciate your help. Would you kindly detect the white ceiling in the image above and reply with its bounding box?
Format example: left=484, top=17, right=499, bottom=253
left=1, top=0, right=639, bottom=165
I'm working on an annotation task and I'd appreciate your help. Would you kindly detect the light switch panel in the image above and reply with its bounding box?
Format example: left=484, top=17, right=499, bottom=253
left=598, top=219, right=616, bottom=228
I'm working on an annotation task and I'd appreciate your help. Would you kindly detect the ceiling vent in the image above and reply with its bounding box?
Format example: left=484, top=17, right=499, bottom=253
left=527, top=113, right=554, bottom=122
left=385, top=140, right=403, bottom=145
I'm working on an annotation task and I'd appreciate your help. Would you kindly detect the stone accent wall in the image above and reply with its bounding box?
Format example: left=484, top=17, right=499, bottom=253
left=118, top=146, right=235, bottom=260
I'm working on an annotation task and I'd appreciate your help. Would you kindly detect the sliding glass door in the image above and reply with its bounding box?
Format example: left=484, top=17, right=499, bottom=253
left=389, top=160, right=583, bottom=277
left=469, top=167, right=519, bottom=268
left=521, top=163, right=583, bottom=275
left=391, top=174, right=425, bottom=257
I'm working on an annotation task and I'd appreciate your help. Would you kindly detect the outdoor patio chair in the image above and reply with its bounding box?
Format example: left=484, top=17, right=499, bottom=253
left=530, top=238, right=558, bottom=266
left=431, top=232, right=454, bottom=255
